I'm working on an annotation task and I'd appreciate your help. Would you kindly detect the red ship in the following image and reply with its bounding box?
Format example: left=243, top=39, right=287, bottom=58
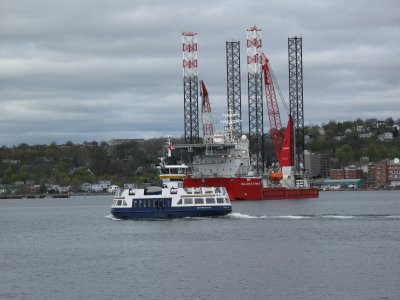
left=184, top=177, right=319, bottom=201
left=177, top=29, right=318, bottom=200
left=173, top=113, right=319, bottom=201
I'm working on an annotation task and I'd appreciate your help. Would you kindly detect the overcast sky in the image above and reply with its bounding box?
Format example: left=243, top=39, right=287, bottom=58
left=0, top=0, right=399, bottom=146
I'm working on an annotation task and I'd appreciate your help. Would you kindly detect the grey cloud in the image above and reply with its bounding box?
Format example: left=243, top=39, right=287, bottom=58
left=0, top=0, right=399, bottom=146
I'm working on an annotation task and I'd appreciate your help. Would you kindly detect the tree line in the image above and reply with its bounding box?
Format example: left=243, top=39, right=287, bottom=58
left=1, top=117, right=400, bottom=189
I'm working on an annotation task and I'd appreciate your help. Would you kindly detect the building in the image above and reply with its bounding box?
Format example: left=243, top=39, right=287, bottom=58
left=304, top=150, right=321, bottom=178
left=330, top=166, right=363, bottom=180
left=330, top=169, right=344, bottom=179
left=374, top=159, right=400, bottom=187
left=344, top=167, right=363, bottom=179
left=320, top=154, right=331, bottom=178
left=387, top=161, right=400, bottom=186
left=374, top=161, right=387, bottom=187
left=378, top=132, right=393, bottom=141
left=304, top=151, right=331, bottom=178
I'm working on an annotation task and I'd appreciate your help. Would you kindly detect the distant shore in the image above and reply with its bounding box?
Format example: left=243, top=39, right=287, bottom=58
left=0, top=192, right=115, bottom=200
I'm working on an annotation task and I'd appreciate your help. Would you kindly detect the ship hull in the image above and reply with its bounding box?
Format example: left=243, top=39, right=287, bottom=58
left=111, top=206, right=232, bottom=219
left=184, top=177, right=319, bottom=201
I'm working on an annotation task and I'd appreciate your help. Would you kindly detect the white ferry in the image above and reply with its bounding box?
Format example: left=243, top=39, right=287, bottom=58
left=111, top=186, right=232, bottom=219
left=110, top=139, right=232, bottom=219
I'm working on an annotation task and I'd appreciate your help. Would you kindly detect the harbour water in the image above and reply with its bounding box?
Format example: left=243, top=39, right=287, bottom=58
left=1, top=190, right=399, bottom=299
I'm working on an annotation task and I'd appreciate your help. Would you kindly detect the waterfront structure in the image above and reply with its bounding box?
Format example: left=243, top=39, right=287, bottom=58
left=374, top=159, right=400, bottom=187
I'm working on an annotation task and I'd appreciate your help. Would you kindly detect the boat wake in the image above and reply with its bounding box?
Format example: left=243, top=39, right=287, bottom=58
left=105, top=214, right=123, bottom=221
left=227, top=212, right=266, bottom=219
left=263, top=214, right=400, bottom=220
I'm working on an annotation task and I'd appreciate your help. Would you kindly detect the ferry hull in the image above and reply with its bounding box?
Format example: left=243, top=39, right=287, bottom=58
left=111, top=206, right=232, bottom=219
left=184, top=177, right=319, bottom=201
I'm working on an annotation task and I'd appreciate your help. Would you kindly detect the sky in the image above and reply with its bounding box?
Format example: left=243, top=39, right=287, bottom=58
left=0, top=0, right=399, bottom=146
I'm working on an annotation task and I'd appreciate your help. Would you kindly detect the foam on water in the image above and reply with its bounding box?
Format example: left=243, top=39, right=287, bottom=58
left=227, top=212, right=266, bottom=219
left=105, top=214, right=122, bottom=221
left=322, top=215, right=354, bottom=219
left=273, top=215, right=311, bottom=219
left=267, top=214, right=400, bottom=220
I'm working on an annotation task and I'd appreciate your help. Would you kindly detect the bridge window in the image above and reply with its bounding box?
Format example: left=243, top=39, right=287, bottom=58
left=194, top=188, right=202, bottom=194
left=184, top=188, right=193, bottom=194
left=203, top=188, right=213, bottom=194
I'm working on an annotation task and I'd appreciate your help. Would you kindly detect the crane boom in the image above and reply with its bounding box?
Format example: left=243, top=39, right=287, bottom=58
left=261, top=53, right=293, bottom=167
left=200, top=80, right=215, bottom=143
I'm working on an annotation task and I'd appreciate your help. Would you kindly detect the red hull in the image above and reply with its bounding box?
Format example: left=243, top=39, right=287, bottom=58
left=184, top=177, right=319, bottom=201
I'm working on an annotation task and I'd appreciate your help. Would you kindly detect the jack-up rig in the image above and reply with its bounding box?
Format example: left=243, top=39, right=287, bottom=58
left=175, top=26, right=318, bottom=200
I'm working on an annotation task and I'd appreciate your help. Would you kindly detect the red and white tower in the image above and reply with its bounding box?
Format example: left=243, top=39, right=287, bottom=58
left=246, top=25, right=264, bottom=175
left=182, top=32, right=200, bottom=144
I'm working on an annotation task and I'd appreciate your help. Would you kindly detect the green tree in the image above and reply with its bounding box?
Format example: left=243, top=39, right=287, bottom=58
left=335, top=144, right=354, bottom=167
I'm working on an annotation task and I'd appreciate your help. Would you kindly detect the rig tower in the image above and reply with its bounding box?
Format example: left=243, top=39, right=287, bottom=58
left=246, top=26, right=264, bottom=175
left=288, top=36, right=305, bottom=176
left=226, top=41, right=242, bottom=140
left=182, top=32, right=200, bottom=144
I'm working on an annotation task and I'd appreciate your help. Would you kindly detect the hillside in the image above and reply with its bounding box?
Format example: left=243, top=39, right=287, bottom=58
left=1, top=117, right=400, bottom=193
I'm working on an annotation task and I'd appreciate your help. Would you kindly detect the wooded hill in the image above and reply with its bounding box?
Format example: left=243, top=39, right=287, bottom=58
left=1, top=117, right=400, bottom=190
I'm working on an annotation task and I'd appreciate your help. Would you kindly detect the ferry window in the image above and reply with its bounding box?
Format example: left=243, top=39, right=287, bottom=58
left=204, top=188, right=213, bottom=194
left=149, top=199, right=153, bottom=207
left=143, top=200, right=147, bottom=208
left=117, top=200, right=122, bottom=206
left=195, top=198, right=204, bottom=204
left=132, top=200, right=137, bottom=208
left=113, top=200, right=117, bottom=206
left=184, top=198, right=193, bottom=205
left=216, top=197, right=224, bottom=204
left=139, top=200, right=142, bottom=208
left=215, top=187, right=222, bottom=193
left=206, top=198, right=215, bottom=204
left=225, top=197, right=230, bottom=203
left=194, top=188, right=202, bottom=194
left=177, top=199, right=182, bottom=205
left=122, top=200, right=128, bottom=206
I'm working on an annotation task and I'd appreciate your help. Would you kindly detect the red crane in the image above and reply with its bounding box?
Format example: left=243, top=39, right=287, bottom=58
left=260, top=53, right=294, bottom=167
left=199, top=80, right=215, bottom=142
